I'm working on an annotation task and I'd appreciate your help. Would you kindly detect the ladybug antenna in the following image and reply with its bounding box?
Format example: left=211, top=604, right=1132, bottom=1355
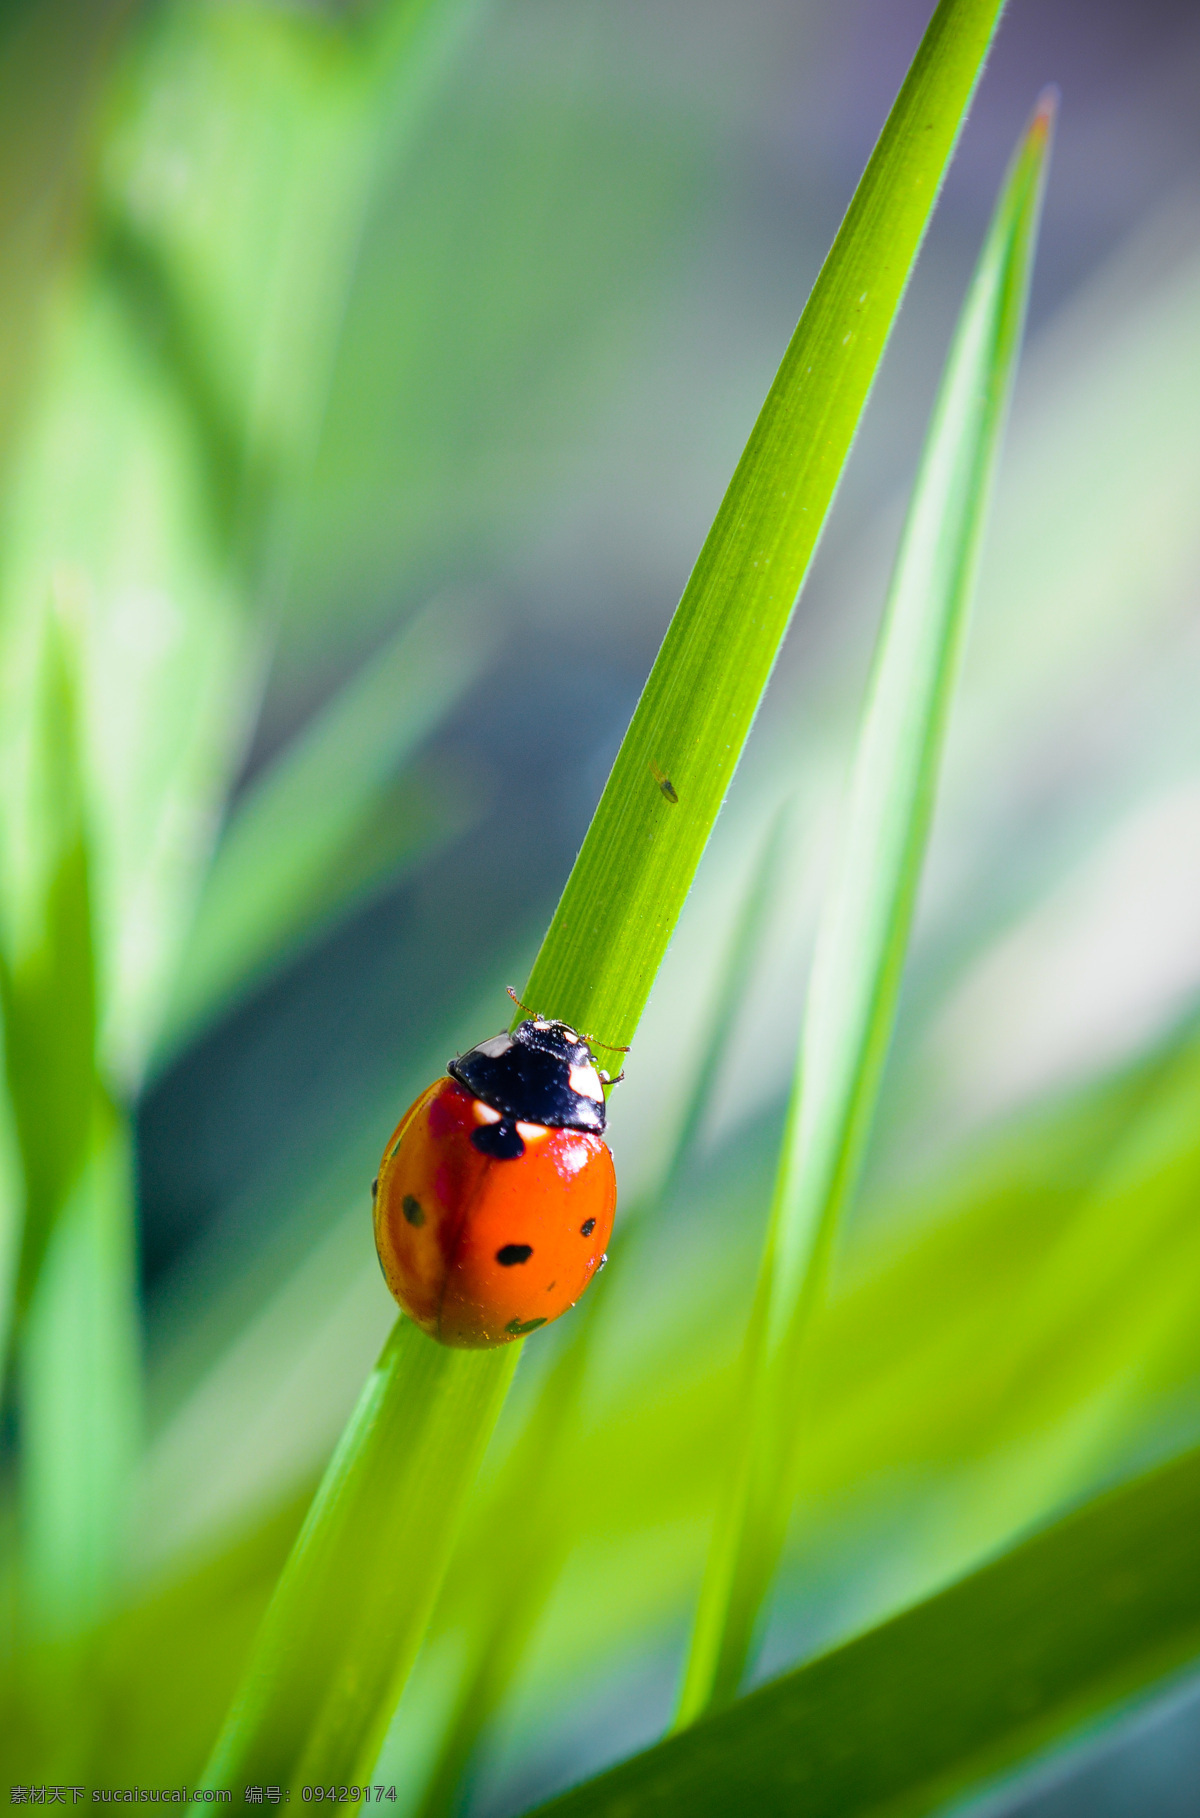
left=507, top=985, right=538, bottom=1018
left=579, top=1026, right=631, bottom=1055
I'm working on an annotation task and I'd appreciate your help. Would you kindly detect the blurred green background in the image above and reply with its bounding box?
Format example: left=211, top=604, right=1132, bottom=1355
left=1, top=0, right=1200, bottom=1810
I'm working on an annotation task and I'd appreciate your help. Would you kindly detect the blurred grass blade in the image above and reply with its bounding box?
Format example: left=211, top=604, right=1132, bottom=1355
left=201, top=1318, right=517, bottom=1788
left=19, top=1103, right=139, bottom=1640
left=76, top=0, right=488, bottom=1086
left=520, top=0, right=1008, bottom=1052
left=202, top=2, right=1006, bottom=1783
left=522, top=1441, right=1200, bottom=1818
left=0, top=617, right=139, bottom=1656
left=677, top=92, right=1057, bottom=1723
left=158, top=593, right=497, bottom=1056
left=0, top=1070, right=20, bottom=1389
left=665, top=806, right=791, bottom=1179
left=0, top=616, right=95, bottom=1313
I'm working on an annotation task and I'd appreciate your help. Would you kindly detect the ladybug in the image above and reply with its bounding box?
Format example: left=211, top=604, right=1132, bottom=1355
left=373, top=1003, right=622, bottom=1348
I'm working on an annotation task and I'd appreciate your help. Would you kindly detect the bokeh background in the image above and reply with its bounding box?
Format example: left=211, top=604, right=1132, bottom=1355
left=2, top=0, right=1200, bottom=1810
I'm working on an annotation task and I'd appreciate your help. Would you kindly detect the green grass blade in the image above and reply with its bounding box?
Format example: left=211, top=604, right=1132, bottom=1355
left=0, top=619, right=139, bottom=1659
left=676, top=92, right=1057, bottom=1723
left=0, top=617, right=95, bottom=1313
left=663, top=806, right=791, bottom=1181
left=201, top=3, right=1006, bottom=1782
left=0, top=1066, right=20, bottom=1394
left=405, top=826, right=788, bottom=1814
left=19, top=1104, right=140, bottom=1642
left=411, top=1294, right=604, bottom=1818
left=200, top=1317, right=517, bottom=1788
left=519, top=0, right=1008, bottom=1051
left=158, top=592, right=497, bottom=1056
left=521, top=1442, right=1200, bottom=1818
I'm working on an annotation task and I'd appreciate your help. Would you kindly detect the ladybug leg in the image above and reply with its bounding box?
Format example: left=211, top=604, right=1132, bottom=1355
left=598, top=1068, right=625, bottom=1088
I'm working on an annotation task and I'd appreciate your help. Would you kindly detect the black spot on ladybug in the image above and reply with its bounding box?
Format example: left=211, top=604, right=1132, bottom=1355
left=402, top=1195, right=425, bottom=1227
left=580, top=1217, right=596, bottom=1237
left=371, top=1176, right=379, bottom=1201
left=496, top=1243, right=533, bottom=1266
left=471, top=1117, right=525, bottom=1160
left=506, top=1316, right=547, bottom=1335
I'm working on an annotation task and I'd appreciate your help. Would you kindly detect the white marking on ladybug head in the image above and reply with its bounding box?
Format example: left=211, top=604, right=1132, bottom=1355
left=568, top=1063, right=604, bottom=1102
left=475, top=1034, right=513, bottom=1059
left=473, top=1100, right=502, bottom=1125
left=515, top=1121, right=550, bottom=1144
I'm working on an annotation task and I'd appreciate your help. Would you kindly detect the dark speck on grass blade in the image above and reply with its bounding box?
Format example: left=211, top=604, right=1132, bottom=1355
left=202, top=0, right=1007, bottom=1788
left=518, top=0, right=1010, bottom=1055
left=650, top=760, right=679, bottom=803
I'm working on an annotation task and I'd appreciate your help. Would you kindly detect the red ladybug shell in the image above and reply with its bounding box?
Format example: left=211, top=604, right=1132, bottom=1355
left=374, top=1076, right=616, bottom=1348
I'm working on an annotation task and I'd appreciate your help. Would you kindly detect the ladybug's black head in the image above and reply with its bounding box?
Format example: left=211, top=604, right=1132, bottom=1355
left=449, top=1017, right=608, bottom=1133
